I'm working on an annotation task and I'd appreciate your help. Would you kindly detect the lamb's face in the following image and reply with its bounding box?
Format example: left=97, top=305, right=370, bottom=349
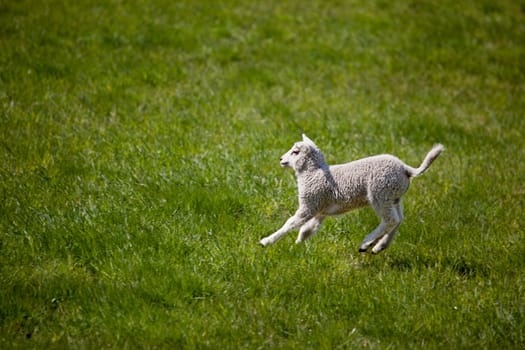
left=280, top=142, right=310, bottom=170
left=281, top=142, right=320, bottom=173
left=280, top=135, right=327, bottom=173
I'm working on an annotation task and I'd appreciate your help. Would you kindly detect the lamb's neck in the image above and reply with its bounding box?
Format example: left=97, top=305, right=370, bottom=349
left=296, top=161, right=328, bottom=175
left=296, top=165, right=329, bottom=184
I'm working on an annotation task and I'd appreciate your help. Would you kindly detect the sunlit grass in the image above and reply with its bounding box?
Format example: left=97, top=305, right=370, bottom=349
left=1, top=0, right=524, bottom=348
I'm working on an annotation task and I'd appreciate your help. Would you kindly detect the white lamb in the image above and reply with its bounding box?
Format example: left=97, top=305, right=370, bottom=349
left=259, top=134, right=444, bottom=254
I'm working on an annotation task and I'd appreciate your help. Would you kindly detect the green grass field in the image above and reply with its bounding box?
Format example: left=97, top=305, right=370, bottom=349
left=1, top=0, right=524, bottom=348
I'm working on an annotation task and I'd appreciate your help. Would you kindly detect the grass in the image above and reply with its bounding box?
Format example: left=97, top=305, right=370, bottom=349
left=1, top=0, right=524, bottom=348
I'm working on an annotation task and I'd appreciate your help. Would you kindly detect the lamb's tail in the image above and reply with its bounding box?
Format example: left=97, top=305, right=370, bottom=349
left=405, top=144, right=444, bottom=178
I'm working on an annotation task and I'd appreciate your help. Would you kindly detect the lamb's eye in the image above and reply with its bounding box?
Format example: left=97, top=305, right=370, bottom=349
left=291, top=150, right=300, bottom=155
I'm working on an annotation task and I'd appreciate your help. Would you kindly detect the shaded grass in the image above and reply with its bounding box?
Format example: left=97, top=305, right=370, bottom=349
left=1, top=0, right=524, bottom=348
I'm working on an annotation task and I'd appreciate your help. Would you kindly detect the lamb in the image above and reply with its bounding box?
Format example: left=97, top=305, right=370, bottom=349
left=259, top=134, right=444, bottom=254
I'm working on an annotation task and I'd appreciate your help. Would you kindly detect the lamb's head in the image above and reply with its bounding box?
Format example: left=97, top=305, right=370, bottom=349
left=280, top=134, right=327, bottom=173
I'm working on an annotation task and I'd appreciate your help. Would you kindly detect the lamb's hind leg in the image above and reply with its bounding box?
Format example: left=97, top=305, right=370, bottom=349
left=359, top=204, right=401, bottom=253
left=371, top=202, right=403, bottom=254
left=296, top=215, right=325, bottom=243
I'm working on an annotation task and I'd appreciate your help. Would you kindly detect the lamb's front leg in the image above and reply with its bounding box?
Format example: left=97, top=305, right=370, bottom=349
left=296, top=215, right=325, bottom=244
left=260, top=209, right=313, bottom=246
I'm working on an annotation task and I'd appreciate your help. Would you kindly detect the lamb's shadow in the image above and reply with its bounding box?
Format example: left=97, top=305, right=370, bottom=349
left=386, top=254, right=489, bottom=278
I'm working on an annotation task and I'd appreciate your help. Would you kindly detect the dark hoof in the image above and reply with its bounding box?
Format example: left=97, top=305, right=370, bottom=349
left=358, top=247, right=368, bottom=253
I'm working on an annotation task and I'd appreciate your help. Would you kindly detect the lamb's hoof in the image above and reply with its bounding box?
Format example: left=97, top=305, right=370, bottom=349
left=358, top=247, right=368, bottom=253
left=259, top=238, right=269, bottom=247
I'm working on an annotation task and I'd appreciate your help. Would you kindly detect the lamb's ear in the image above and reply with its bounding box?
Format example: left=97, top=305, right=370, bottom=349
left=302, top=134, right=318, bottom=148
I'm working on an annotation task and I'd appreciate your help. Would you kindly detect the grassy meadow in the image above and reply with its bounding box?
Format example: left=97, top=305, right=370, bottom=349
left=1, top=0, right=524, bottom=348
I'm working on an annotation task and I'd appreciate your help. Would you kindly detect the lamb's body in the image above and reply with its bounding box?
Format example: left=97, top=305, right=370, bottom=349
left=260, top=135, right=444, bottom=254
left=308, top=156, right=409, bottom=215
